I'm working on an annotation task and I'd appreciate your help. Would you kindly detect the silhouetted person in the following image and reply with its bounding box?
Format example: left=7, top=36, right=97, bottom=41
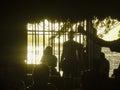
left=41, top=46, right=57, bottom=68
left=41, top=46, right=60, bottom=77
left=27, top=64, right=57, bottom=90
left=112, top=64, right=120, bottom=79
left=98, top=52, right=110, bottom=79
left=60, top=31, right=83, bottom=78
left=85, top=52, right=109, bottom=90
left=82, top=52, right=109, bottom=90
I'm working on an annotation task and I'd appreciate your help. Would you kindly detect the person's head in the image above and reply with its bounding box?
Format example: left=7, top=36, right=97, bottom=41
left=44, top=46, right=52, bottom=55
left=68, top=31, right=74, bottom=40
left=32, top=64, right=49, bottom=84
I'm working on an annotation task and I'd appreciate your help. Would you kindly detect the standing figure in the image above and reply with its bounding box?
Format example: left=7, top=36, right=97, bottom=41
left=60, top=31, right=83, bottom=78
left=98, top=52, right=110, bottom=79
left=112, top=64, right=120, bottom=79
left=41, top=46, right=60, bottom=77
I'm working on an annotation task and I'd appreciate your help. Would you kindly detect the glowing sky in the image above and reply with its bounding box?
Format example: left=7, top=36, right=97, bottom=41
left=102, top=23, right=120, bottom=41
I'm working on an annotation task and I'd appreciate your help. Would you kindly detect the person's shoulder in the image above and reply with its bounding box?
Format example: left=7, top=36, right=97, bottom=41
left=73, top=41, right=82, bottom=46
left=52, top=55, right=57, bottom=59
left=71, top=40, right=78, bottom=44
left=63, top=41, right=71, bottom=46
left=105, top=59, right=110, bottom=63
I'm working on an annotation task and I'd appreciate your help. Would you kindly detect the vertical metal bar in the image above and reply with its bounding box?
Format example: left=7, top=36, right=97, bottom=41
left=35, top=23, right=37, bottom=64
left=53, top=21, right=55, bottom=55
left=90, top=20, right=94, bottom=70
left=79, top=22, right=82, bottom=44
left=48, top=20, right=50, bottom=46
left=38, top=23, right=40, bottom=62
left=48, top=21, right=52, bottom=45
left=58, top=22, right=61, bottom=72
left=51, top=23, right=54, bottom=47
left=86, top=19, right=93, bottom=70
left=43, top=20, right=45, bottom=51
left=64, top=23, right=66, bottom=43
left=50, top=21, right=53, bottom=46
left=86, top=20, right=90, bottom=69
left=32, top=24, right=34, bottom=64
left=36, top=23, right=39, bottom=64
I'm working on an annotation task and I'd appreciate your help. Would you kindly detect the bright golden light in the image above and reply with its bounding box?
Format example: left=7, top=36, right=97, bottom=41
left=27, top=23, right=33, bottom=30
left=102, top=23, right=120, bottom=41
left=27, top=18, right=120, bottom=65
left=27, top=46, right=43, bottom=64
left=27, top=19, right=85, bottom=65
left=93, top=17, right=120, bottom=41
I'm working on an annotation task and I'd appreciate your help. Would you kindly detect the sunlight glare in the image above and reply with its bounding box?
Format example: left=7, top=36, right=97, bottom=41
left=27, top=46, right=43, bottom=64
left=94, top=17, right=120, bottom=41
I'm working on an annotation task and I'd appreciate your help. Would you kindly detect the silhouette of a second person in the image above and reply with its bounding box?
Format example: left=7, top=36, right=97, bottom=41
left=41, top=46, right=60, bottom=77
left=60, top=31, right=83, bottom=78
